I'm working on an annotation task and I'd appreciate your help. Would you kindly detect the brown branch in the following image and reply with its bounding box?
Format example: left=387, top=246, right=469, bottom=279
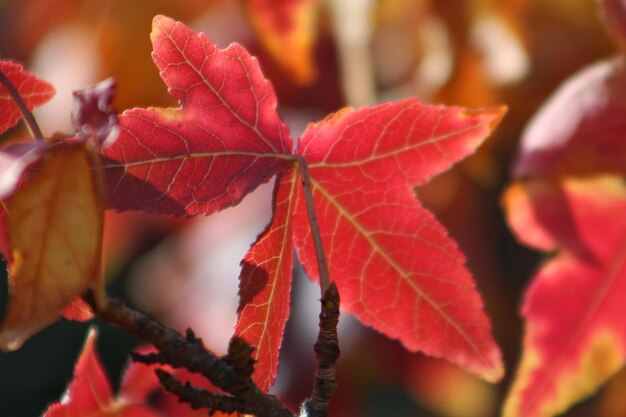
left=84, top=293, right=295, bottom=417
left=301, top=282, right=341, bottom=417
left=225, top=336, right=256, bottom=396
left=155, top=369, right=242, bottom=414
left=0, top=70, right=44, bottom=141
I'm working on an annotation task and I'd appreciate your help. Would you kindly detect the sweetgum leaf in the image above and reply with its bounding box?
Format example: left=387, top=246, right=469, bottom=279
left=244, top=0, right=320, bottom=84
left=0, top=144, right=103, bottom=351
left=0, top=60, right=55, bottom=135
left=514, top=56, right=626, bottom=178
left=101, top=15, right=292, bottom=217
left=44, top=328, right=162, bottom=417
left=293, top=101, right=505, bottom=382
left=234, top=170, right=297, bottom=391
left=97, top=17, right=505, bottom=389
left=502, top=177, right=626, bottom=417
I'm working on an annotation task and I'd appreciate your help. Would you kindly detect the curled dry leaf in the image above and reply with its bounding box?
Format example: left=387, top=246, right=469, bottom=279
left=0, top=144, right=103, bottom=351
left=502, top=177, right=626, bottom=417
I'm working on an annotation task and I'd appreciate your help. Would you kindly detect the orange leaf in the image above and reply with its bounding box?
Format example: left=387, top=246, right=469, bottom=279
left=502, top=177, right=626, bottom=417
left=0, top=144, right=103, bottom=351
left=244, top=0, right=320, bottom=84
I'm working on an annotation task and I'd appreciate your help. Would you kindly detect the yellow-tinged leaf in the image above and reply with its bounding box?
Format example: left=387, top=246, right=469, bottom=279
left=0, top=144, right=103, bottom=351
left=504, top=327, right=623, bottom=417
left=502, top=177, right=626, bottom=417
left=245, top=0, right=320, bottom=85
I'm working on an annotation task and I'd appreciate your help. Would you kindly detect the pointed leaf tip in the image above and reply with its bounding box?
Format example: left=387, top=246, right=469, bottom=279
left=151, top=15, right=173, bottom=39
left=461, top=105, right=507, bottom=136
left=43, top=327, right=112, bottom=417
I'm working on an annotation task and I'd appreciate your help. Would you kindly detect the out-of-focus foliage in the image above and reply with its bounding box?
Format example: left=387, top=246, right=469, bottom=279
left=0, top=1, right=622, bottom=417
left=501, top=1, right=626, bottom=416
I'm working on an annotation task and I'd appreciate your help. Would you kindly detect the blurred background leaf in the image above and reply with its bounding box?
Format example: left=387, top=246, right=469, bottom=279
left=0, top=1, right=622, bottom=416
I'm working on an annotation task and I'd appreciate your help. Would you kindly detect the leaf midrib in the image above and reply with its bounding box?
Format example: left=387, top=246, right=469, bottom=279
left=101, top=150, right=291, bottom=170
left=309, top=176, right=492, bottom=367
left=307, top=123, right=483, bottom=170
left=253, top=172, right=297, bottom=390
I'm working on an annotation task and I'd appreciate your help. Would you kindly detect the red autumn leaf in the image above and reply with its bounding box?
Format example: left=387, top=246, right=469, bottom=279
left=244, top=0, right=320, bottom=84
left=59, top=297, right=95, bottom=322
left=101, top=15, right=292, bottom=217
left=0, top=60, right=55, bottom=135
left=234, top=170, right=297, bottom=391
left=119, top=346, right=168, bottom=403
left=98, top=17, right=505, bottom=390
left=44, top=328, right=113, bottom=417
left=513, top=55, right=626, bottom=178
left=502, top=177, right=626, bottom=417
left=44, top=328, right=162, bottom=417
left=293, top=101, right=505, bottom=382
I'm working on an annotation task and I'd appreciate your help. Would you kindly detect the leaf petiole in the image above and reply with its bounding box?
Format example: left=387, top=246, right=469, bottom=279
left=295, top=155, right=332, bottom=295
left=0, top=69, right=45, bottom=141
